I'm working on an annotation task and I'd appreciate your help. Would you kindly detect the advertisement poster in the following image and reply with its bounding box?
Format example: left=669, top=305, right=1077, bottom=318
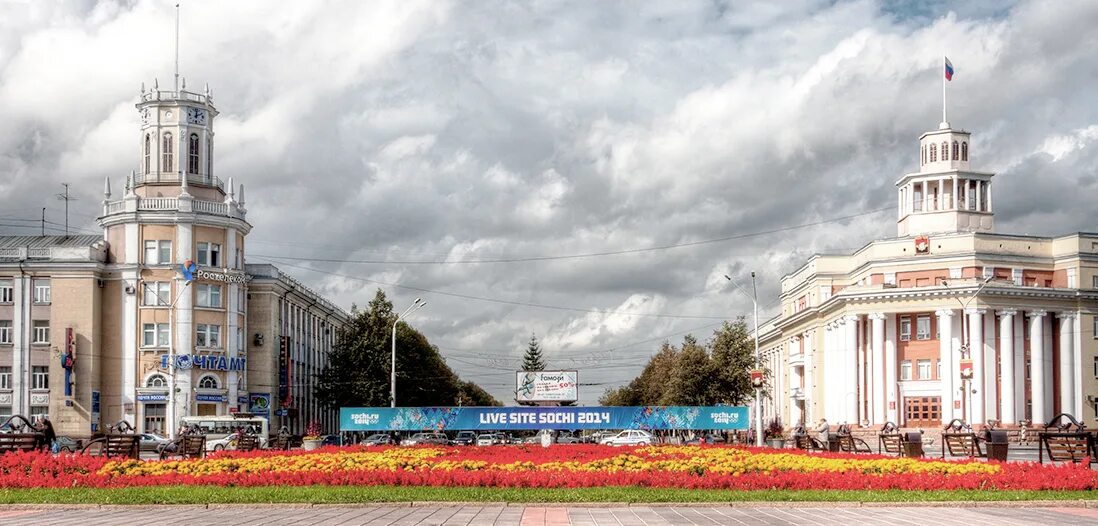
left=340, top=406, right=748, bottom=432
left=515, top=371, right=578, bottom=402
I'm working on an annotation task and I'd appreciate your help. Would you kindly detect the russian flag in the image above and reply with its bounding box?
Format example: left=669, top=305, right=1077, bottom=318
left=944, top=57, right=954, bottom=81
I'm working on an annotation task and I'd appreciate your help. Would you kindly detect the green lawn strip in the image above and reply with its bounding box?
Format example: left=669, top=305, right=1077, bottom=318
left=1, top=486, right=1097, bottom=505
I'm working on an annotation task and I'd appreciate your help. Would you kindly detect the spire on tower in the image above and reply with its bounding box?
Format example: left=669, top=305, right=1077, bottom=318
left=103, top=176, right=111, bottom=200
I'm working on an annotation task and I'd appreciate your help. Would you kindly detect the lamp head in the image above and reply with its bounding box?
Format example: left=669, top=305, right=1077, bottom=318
left=724, top=275, right=731, bottom=281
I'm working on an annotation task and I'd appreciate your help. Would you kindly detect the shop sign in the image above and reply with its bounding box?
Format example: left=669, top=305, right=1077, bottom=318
left=136, top=393, right=168, bottom=402
left=249, top=393, right=271, bottom=416
left=160, top=354, right=246, bottom=371
left=238, top=395, right=249, bottom=405
left=91, top=391, right=100, bottom=433
left=196, top=394, right=227, bottom=402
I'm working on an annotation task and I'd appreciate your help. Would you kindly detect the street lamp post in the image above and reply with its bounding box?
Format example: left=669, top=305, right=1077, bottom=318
left=942, top=276, right=993, bottom=426
left=391, top=298, right=426, bottom=408
left=725, top=272, right=763, bottom=447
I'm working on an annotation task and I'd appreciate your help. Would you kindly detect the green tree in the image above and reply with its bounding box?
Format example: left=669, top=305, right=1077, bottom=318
left=662, top=335, right=712, bottom=405
left=316, top=289, right=492, bottom=409
left=457, top=380, right=502, bottom=407
left=706, top=319, right=756, bottom=406
left=521, top=333, right=545, bottom=371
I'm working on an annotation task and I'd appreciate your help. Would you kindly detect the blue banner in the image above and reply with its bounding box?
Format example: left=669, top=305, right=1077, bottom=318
left=339, top=406, right=748, bottom=432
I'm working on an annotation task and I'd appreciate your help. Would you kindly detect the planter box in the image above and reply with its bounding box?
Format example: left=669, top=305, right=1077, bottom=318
left=766, top=438, right=786, bottom=449
left=302, top=439, right=322, bottom=451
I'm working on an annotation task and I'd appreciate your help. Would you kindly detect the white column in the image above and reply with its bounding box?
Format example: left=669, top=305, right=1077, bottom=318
left=937, top=309, right=955, bottom=423
left=844, top=315, right=859, bottom=425
left=1059, top=313, right=1076, bottom=417
left=870, top=313, right=886, bottom=425
left=11, top=275, right=26, bottom=416
left=986, top=182, right=993, bottom=212
left=922, top=182, right=929, bottom=212
left=226, top=229, right=239, bottom=410
left=175, top=223, right=194, bottom=423
left=967, top=308, right=985, bottom=425
left=121, top=221, right=140, bottom=426
left=983, top=314, right=998, bottom=421
left=999, top=310, right=1016, bottom=424
left=952, top=176, right=958, bottom=209
left=1029, top=310, right=1047, bottom=424
left=803, top=332, right=814, bottom=425
left=885, top=314, right=898, bottom=424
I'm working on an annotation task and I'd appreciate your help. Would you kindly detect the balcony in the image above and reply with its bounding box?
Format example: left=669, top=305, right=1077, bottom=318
left=789, top=387, right=805, bottom=401
left=788, top=352, right=804, bottom=367
left=100, top=195, right=246, bottom=222
left=134, top=172, right=225, bottom=191
left=140, top=89, right=211, bottom=105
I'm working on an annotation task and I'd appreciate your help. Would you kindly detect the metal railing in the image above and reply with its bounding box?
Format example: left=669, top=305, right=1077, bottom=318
left=133, top=172, right=224, bottom=191
left=140, top=89, right=210, bottom=104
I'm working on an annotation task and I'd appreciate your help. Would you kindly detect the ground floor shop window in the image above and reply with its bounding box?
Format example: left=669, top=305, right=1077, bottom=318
left=29, top=406, right=48, bottom=421
left=144, top=403, right=166, bottom=435
left=0, top=405, right=10, bottom=420
left=196, top=403, right=217, bottom=416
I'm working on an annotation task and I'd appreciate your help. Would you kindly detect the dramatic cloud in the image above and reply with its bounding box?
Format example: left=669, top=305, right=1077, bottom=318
left=1, top=0, right=1095, bottom=403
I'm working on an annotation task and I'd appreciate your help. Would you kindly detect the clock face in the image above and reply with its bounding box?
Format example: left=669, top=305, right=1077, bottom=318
left=186, top=107, right=207, bottom=125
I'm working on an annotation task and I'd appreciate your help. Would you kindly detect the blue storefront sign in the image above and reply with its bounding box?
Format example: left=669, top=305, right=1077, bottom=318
left=159, top=354, right=246, bottom=372
left=136, top=393, right=168, bottom=402
left=196, top=394, right=227, bottom=402
left=339, top=406, right=749, bottom=432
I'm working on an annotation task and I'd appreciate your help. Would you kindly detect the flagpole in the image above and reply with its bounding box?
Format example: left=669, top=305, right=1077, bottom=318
left=942, top=56, right=947, bottom=126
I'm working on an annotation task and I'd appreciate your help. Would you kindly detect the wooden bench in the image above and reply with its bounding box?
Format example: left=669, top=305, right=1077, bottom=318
left=270, top=435, right=292, bottom=451
left=80, top=434, right=140, bottom=459
left=837, top=434, right=873, bottom=454
left=878, top=433, right=903, bottom=456
left=1039, top=432, right=1093, bottom=464
left=0, top=433, right=44, bottom=453
left=942, top=432, right=983, bottom=459
left=793, top=435, right=825, bottom=451
left=236, top=435, right=259, bottom=452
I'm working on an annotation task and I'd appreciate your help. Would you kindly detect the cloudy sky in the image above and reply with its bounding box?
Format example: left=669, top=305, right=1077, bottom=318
left=1, top=0, right=1096, bottom=404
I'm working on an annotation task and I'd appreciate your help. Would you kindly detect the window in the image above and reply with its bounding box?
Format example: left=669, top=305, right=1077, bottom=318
left=188, top=133, right=200, bottom=174
left=952, top=141, right=959, bottom=160
left=196, top=324, right=221, bottom=348
left=142, top=323, right=170, bottom=347
left=144, top=133, right=151, bottom=174
left=961, top=141, right=968, bottom=161
left=198, top=375, right=219, bottom=389
left=900, top=360, right=912, bottom=381
left=33, top=279, right=50, bottom=303
left=1094, top=317, right=1098, bottom=340
left=941, top=141, right=949, bottom=161
left=0, top=366, right=10, bottom=389
left=143, top=281, right=170, bottom=306
left=0, top=280, right=11, bottom=303
left=29, top=406, right=48, bottom=422
left=916, top=315, right=931, bottom=340
left=32, top=366, right=48, bottom=390
left=32, top=321, right=49, bottom=344
left=917, top=359, right=932, bottom=380
left=900, top=317, right=912, bottom=341
left=162, top=132, right=173, bottom=172
left=929, top=143, right=937, bottom=162
left=143, top=240, right=172, bottom=265
left=0, top=321, right=10, bottom=344
left=196, top=284, right=222, bottom=308
left=206, top=137, right=213, bottom=177
left=196, top=242, right=221, bottom=267
left=1093, top=356, right=1098, bottom=379
left=146, top=374, right=168, bottom=388
left=236, top=327, right=244, bottom=353
left=937, top=359, right=941, bottom=379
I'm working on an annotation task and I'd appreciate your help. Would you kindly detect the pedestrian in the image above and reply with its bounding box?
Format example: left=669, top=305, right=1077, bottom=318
left=35, top=417, right=57, bottom=453
left=815, top=418, right=829, bottom=444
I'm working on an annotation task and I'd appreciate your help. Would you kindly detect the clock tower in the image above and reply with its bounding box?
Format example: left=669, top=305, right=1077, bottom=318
left=136, top=79, right=219, bottom=186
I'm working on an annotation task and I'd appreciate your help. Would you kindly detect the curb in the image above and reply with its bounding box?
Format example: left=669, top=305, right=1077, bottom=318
left=6, top=500, right=1098, bottom=509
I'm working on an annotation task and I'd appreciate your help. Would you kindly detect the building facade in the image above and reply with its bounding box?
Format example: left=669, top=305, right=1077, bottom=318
left=0, top=77, right=346, bottom=438
left=759, top=118, right=1098, bottom=430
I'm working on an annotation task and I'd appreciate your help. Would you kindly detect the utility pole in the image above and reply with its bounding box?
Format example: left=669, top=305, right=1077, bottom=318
left=55, top=183, right=78, bottom=237
left=40, top=208, right=45, bottom=236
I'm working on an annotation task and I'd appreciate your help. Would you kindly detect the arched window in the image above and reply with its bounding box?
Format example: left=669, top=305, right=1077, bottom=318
left=198, top=375, right=219, bottom=390
left=929, top=143, right=937, bottom=162
left=961, top=142, right=968, bottom=161
left=188, top=133, right=200, bottom=174
left=146, top=374, right=168, bottom=388
left=921, top=145, right=926, bottom=165
left=237, top=376, right=245, bottom=393
left=144, top=134, right=151, bottom=174
left=161, top=132, right=173, bottom=173
left=952, top=141, right=959, bottom=160
left=206, top=137, right=212, bottom=177
left=941, top=141, right=949, bottom=161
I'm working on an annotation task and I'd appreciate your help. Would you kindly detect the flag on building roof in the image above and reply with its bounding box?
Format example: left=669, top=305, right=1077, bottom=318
left=944, top=57, right=954, bottom=81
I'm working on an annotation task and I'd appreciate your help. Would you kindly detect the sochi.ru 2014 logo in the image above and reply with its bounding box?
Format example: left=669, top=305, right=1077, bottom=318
left=180, top=259, right=197, bottom=281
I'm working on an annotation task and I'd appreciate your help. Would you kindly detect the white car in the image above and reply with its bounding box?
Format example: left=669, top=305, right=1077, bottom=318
left=476, top=433, right=499, bottom=446
left=599, top=430, right=655, bottom=446
left=206, top=433, right=268, bottom=452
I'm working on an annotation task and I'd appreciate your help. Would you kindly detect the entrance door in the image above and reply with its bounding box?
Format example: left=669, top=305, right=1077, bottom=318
left=196, top=403, right=217, bottom=416
left=903, top=396, right=941, bottom=427
left=143, top=403, right=166, bottom=435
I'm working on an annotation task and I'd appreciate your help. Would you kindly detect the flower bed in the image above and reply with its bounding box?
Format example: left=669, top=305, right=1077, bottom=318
left=1, top=445, right=1096, bottom=491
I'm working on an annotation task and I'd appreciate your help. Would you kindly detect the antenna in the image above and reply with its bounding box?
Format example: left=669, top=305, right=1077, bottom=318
left=55, top=183, right=78, bottom=238
left=174, top=3, right=180, bottom=92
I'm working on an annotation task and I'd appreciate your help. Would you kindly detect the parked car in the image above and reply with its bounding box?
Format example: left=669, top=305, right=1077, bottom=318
left=138, top=433, right=171, bottom=452
left=452, top=431, right=477, bottom=446
left=476, top=433, right=500, bottom=446
left=556, top=432, right=582, bottom=444
left=54, top=435, right=81, bottom=453
left=402, top=432, right=448, bottom=446
left=321, top=434, right=342, bottom=447
left=587, top=431, right=616, bottom=444
left=600, top=430, right=655, bottom=446
left=362, top=433, right=394, bottom=446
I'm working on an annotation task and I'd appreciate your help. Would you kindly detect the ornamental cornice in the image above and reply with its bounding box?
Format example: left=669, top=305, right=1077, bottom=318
left=869, top=313, right=886, bottom=321
left=935, top=309, right=955, bottom=318
left=998, top=308, right=1018, bottom=317
left=964, top=307, right=987, bottom=315
left=1027, top=309, right=1048, bottom=318
left=1060, top=311, right=1077, bottom=319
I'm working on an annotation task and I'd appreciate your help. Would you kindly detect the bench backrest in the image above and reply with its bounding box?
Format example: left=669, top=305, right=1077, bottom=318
left=879, top=434, right=902, bottom=453
left=182, top=435, right=206, bottom=458
left=1042, top=433, right=1091, bottom=463
left=237, top=435, right=258, bottom=452
left=943, top=433, right=982, bottom=457
left=0, top=433, right=42, bottom=453
left=103, top=435, right=140, bottom=459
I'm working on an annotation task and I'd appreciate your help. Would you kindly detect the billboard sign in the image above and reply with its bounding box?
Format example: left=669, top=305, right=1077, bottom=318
left=516, top=371, right=578, bottom=402
left=339, top=405, right=749, bottom=432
